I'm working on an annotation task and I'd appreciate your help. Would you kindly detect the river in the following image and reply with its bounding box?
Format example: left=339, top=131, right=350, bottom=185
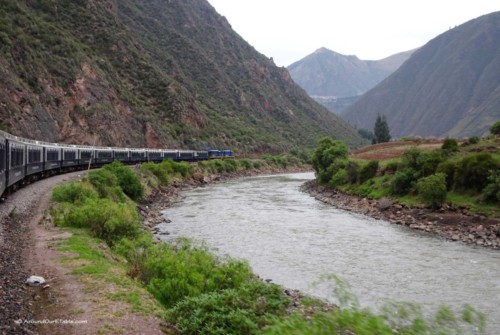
left=159, top=172, right=500, bottom=333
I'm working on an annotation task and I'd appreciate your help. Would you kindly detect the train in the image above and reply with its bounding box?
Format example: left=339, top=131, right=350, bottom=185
left=0, top=129, right=234, bottom=199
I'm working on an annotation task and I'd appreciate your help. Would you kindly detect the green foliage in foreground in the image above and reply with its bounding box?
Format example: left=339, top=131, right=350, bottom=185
left=53, top=197, right=140, bottom=246
left=169, top=280, right=291, bottom=335
left=263, top=304, right=486, bottom=335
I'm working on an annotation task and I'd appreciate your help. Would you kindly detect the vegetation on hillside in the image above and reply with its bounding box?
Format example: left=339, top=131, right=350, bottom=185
left=0, top=0, right=362, bottom=152
left=50, top=159, right=487, bottom=334
left=313, top=135, right=500, bottom=215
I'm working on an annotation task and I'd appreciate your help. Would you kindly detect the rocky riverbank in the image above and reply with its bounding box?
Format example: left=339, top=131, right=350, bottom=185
left=301, top=180, right=500, bottom=250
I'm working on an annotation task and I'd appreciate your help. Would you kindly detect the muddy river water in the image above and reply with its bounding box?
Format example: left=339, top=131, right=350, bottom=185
left=159, top=172, right=500, bottom=333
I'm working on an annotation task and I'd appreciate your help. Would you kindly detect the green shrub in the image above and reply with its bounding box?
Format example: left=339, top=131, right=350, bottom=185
left=54, top=198, right=140, bottom=245
left=140, top=162, right=169, bottom=185
left=346, top=160, right=360, bottom=184
left=326, top=159, right=349, bottom=187
left=102, top=161, right=144, bottom=200
left=401, top=147, right=422, bottom=171
left=252, top=160, right=263, bottom=169
left=52, top=181, right=98, bottom=204
left=482, top=170, right=500, bottom=204
left=359, top=160, right=379, bottom=183
left=159, top=160, right=175, bottom=174
left=436, top=160, right=457, bottom=190
left=383, top=161, right=400, bottom=175
left=264, top=304, right=485, bottom=335
left=466, top=136, right=480, bottom=145
left=238, top=159, right=254, bottom=170
left=416, top=173, right=447, bottom=208
left=168, top=161, right=194, bottom=178
left=263, top=155, right=289, bottom=168
left=441, top=138, right=459, bottom=155
left=454, top=153, right=500, bottom=191
left=87, top=169, right=125, bottom=201
left=143, top=239, right=253, bottom=308
left=417, top=151, right=444, bottom=176
left=169, top=281, right=291, bottom=335
left=224, top=159, right=238, bottom=172
left=391, top=168, right=419, bottom=195
left=490, top=121, right=500, bottom=135
left=312, top=138, right=348, bottom=183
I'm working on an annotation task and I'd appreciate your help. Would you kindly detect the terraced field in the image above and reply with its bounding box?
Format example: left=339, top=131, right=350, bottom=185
left=350, top=140, right=444, bottom=160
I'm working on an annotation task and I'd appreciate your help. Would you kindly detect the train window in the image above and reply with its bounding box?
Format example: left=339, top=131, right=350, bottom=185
left=0, top=143, right=5, bottom=171
left=81, top=151, right=92, bottom=159
left=47, top=149, right=59, bottom=161
left=28, top=148, right=42, bottom=163
left=11, top=147, right=24, bottom=167
left=114, top=151, right=128, bottom=159
left=131, top=152, right=144, bottom=158
left=64, top=150, right=76, bottom=160
left=98, top=151, right=112, bottom=158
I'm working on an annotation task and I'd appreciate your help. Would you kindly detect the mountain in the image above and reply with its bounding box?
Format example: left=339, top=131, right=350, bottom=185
left=0, top=0, right=362, bottom=153
left=341, top=11, right=500, bottom=138
left=287, top=48, right=414, bottom=113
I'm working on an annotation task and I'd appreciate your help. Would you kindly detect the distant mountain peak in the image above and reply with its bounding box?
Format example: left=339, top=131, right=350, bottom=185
left=287, top=47, right=413, bottom=112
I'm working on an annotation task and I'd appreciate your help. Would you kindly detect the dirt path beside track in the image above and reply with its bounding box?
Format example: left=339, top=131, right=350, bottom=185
left=0, top=171, right=166, bottom=335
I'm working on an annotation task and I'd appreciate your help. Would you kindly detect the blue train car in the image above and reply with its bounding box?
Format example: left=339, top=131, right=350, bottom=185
left=26, top=143, right=44, bottom=177
left=113, top=148, right=130, bottom=163
left=0, top=132, right=6, bottom=197
left=62, top=145, right=80, bottom=168
left=222, top=150, right=234, bottom=158
left=94, top=148, right=114, bottom=165
left=163, top=150, right=178, bottom=161
left=7, top=138, right=26, bottom=188
left=44, top=145, right=62, bottom=171
left=208, top=150, right=222, bottom=159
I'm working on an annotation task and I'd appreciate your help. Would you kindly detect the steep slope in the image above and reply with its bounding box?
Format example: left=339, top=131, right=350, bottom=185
left=0, top=0, right=362, bottom=152
left=342, top=11, right=500, bottom=138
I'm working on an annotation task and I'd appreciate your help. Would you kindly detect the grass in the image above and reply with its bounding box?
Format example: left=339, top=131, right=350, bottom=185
left=446, top=192, right=499, bottom=217
left=55, top=230, right=166, bottom=317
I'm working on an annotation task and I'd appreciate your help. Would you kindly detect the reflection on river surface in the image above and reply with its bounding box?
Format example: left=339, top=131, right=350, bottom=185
left=159, top=172, right=500, bottom=333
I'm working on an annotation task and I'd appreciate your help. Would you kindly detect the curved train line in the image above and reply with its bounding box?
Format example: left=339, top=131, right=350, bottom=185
left=0, top=130, right=233, bottom=199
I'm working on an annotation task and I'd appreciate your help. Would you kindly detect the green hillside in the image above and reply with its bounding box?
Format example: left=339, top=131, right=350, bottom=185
left=0, top=0, right=362, bottom=153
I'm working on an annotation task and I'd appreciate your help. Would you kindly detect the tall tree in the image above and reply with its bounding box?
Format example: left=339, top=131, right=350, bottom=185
left=373, top=114, right=391, bottom=143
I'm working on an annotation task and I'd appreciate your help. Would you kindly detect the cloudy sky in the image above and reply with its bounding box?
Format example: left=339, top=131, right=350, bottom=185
left=207, top=0, right=499, bottom=66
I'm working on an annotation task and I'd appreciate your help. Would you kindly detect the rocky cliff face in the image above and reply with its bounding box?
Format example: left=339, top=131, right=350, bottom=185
left=0, top=0, right=362, bottom=151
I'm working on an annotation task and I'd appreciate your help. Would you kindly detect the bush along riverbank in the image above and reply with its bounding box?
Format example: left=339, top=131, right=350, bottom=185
left=49, top=158, right=487, bottom=334
left=307, top=137, right=500, bottom=249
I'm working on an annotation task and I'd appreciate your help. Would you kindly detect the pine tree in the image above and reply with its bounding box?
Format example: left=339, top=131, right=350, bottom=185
left=374, top=114, right=391, bottom=143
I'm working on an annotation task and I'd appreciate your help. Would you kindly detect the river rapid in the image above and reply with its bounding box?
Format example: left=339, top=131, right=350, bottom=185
left=159, top=172, right=500, bottom=333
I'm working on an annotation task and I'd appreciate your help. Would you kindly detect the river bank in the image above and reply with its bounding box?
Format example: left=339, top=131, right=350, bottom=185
left=301, top=180, right=500, bottom=250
